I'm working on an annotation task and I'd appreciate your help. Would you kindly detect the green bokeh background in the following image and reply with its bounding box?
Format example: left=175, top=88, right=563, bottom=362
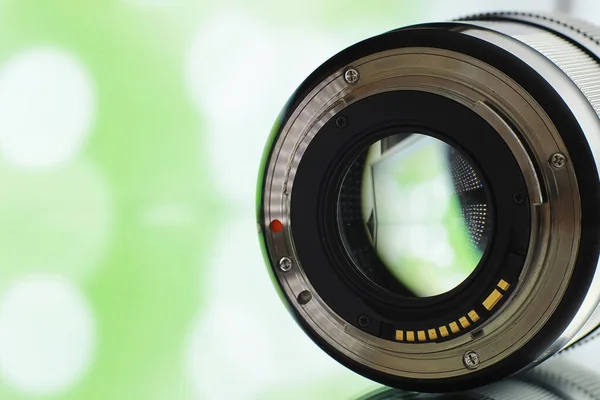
left=0, top=1, right=563, bottom=399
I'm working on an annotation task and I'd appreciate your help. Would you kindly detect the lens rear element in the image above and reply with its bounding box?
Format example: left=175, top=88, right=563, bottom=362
left=338, top=133, right=491, bottom=297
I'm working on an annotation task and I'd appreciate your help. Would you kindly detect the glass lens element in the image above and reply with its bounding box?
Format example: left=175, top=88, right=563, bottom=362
left=338, top=134, right=492, bottom=298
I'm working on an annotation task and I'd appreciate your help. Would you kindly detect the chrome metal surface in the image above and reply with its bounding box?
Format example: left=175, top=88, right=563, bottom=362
left=549, top=153, right=567, bottom=169
left=344, top=68, right=360, bottom=84
left=463, top=351, right=480, bottom=370
left=279, top=257, right=293, bottom=272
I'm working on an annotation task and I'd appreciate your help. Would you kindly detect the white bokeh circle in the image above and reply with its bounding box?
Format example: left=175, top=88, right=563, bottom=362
left=185, top=12, right=343, bottom=205
left=185, top=218, right=343, bottom=399
left=0, top=47, right=96, bottom=168
left=186, top=303, right=277, bottom=399
left=0, top=275, right=96, bottom=396
left=185, top=11, right=277, bottom=122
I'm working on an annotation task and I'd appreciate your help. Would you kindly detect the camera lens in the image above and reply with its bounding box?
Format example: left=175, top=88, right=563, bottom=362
left=338, top=133, right=492, bottom=297
left=257, top=12, right=600, bottom=392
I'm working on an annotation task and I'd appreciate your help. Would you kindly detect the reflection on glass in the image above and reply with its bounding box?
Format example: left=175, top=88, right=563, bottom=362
left=341, top=133, right=491, bottom=297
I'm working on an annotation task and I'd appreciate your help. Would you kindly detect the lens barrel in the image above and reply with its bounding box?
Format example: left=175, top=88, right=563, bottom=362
left=359, top=357, right=600, bottom=400
left=257, top=12, right=600, bottom=391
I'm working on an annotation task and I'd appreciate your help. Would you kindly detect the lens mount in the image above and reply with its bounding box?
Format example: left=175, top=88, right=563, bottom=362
left=257, top=13, right=600, bottom=391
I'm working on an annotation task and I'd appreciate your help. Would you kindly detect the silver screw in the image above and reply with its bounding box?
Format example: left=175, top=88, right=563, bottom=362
left=279, top=257, right=293, bottom=272
left=463, top=351, right=480, bottom=369
left=344, top=68, right=360, bottom=84
left=550, top=153, right=567, bottom=169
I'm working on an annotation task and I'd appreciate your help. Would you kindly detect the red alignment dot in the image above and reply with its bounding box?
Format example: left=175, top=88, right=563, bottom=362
left=270, top=219, right=284, bottom=233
